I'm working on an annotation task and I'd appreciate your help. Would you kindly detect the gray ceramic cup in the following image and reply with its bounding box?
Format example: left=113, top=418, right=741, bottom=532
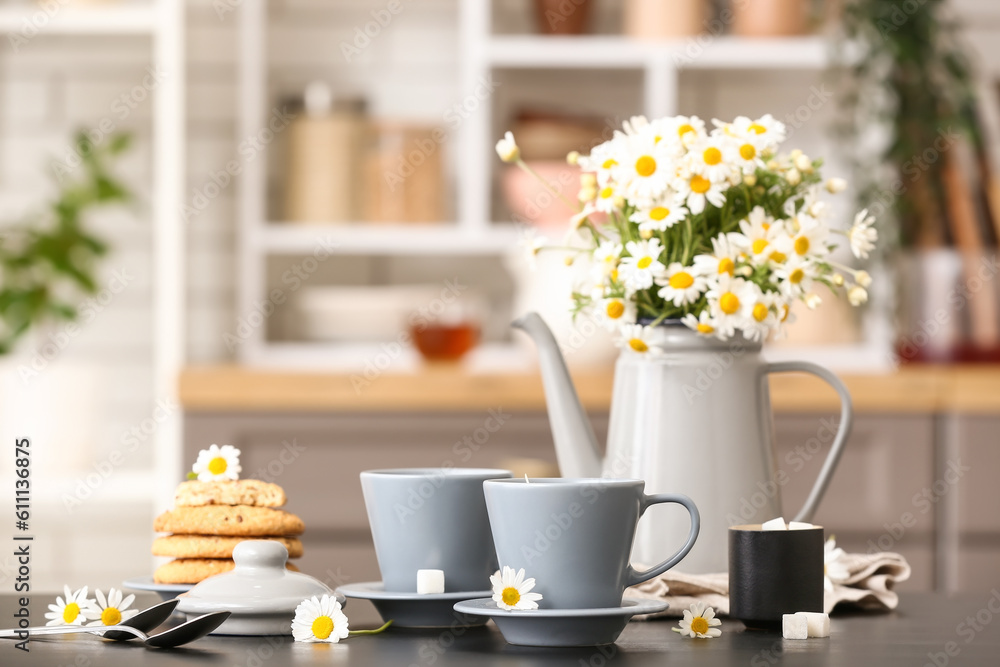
left=484, top=478, right=700, bottom=609
left=361, top=468, right=513, bottom=593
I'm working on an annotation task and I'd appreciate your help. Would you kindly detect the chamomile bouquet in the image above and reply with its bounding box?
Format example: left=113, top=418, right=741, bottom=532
left=496, top=114, right=878, bottom=351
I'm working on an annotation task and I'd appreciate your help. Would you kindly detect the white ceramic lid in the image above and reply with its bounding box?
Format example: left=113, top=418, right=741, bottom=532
left=176, top=540, right=337, bottom=616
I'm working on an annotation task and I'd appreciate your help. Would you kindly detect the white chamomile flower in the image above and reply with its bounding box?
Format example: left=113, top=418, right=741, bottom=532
left=597, top=296, right=636, bottom=330
left=826, top=177, right=848, bottom=194
left=657, top=262, right=707, bottom=307
left=192, top=444, right=242, bottom=482
left=619, top=133, right=674, bottom=203
left=773, top=255, right=819, bottom=299
left=731, top=114, right=786, bottom=150
left=491, top=566, right=543, bottom=611
left=778, top=215, right=829, bottom=259
left=495, top=131, right=520, bottom=163
left=693, top=233, right=741, bottom=278
left=591, top=240, right=622, bottom=276
left=848, top=209, right=878, bottom=259
left=672, top=601, right=722, bottom=639
left=630, top=200, right=687, bottom=233
left=616, top=323, right=661, bottom=355
left=733, top=206, right=780, bottom=265
left=676, top=170, right=726, bottom=214
left=619, top=239, right=666, bottom=291
left=742, top=292, right=778, bottom=342
left=87, top=588, right=137, bottom=627
left=848, top=285, right=869, bottom=306
left=663, top=115, right=707, bottom=148
left=682, top=310, right=721, bottom=338
left=45, top=585, right=94, bottom=626
left=824, top=536, right=850, bottom=592
left=689, top=136, right=734, bottom=183
left=722, top=131, right=766, bottom=174
left=292, top=594, right=351, bottom=643
left=706, top=274, right=756, bottom=337
left=593, top=182, right=620, bottom=214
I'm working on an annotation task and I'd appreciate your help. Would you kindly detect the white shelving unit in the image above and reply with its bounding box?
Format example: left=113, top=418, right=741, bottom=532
left=0, top=1, right=186, bottom=506
left=237, top=0, right=886, bottom=370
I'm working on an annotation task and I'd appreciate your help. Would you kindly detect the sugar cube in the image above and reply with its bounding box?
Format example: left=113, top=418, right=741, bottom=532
left=417, top=569, right=445, bottom=595
left=788, top=521, right=815, bottom=530
left=801, top=612, right=830, bottom=637
left=782, top=613, right=809, bottom=640
left=761, top=517, right=787, bottom=531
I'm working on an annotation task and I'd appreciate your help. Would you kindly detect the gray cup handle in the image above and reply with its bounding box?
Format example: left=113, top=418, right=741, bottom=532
left=762, top=361, right=853, bottom=523
left=626, top=492, right=700, bottom=587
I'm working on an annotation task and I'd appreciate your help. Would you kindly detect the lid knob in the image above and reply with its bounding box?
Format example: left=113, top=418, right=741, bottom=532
left=233, top=540, right=289, bottom=570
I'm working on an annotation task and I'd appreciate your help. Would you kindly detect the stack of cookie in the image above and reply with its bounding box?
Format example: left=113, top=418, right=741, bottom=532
left=153, top=479, right=307, bottom=584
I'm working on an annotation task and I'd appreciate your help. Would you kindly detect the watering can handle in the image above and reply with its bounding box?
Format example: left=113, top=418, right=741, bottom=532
left=762, top=361, right=854, bottom=523
left=626, top=493, right=700, bottom=587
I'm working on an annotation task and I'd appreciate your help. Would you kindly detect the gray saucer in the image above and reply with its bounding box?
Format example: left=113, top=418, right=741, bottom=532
left=338, top=582, right=492, bottom=628
left=123, top=576, right=193, bottom=601
left=452, top=597, right=668, bottom=647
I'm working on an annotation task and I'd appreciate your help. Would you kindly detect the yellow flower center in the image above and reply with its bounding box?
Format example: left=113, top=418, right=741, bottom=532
left=502, top=587, right=521, bottom=606
left=718, top=258, right=735, bottom=276
left=703, top=147, right=722, bottom=165
left=720, top=292, right=740, bottom=315
left=748, top=123, right=766, bottom=134
left=696, top=323, right=714, bottom=334
left=740, top=144, right=757, bottom=160
left=606, top=301, right=625, bottom=319
left=629, top=338, right=649, bottom=353
left=690, top=616, right=709, bottom=635
left=752, top=303, right=769, bottom=322
left=780, top=304, right=790, bottom=321
left=635, top=155, right=657, bottom=177
left=63, top=603, right=80, bottom=624
left=752, top=239, right=768, bottom=255
left=208, top=457, right=228, bottom=475
left=311, top=615, right=334, bottom=640
left=654, top=135, right=662, bottom=144
left=602, top=158, right=617, bottom=169
left=678, top=123, right=695, bottom=137
left=769, top=251, right=787, bottom=263
left=101, top=607, right=122, bottom=626
left=789, top=268, right=804, bottom=284
left=649, top=207, right=670, bottom=221
left=637, top=256, right=653, bottom=269
left=794, top=236, right=810, bottom=255
left=669, top=272, right=694, bottom=289
left=610, top=269, right=619, bottom=282
left=600, top=186, right=614, bottom=199
left=690, top=175, right=711, bottom=194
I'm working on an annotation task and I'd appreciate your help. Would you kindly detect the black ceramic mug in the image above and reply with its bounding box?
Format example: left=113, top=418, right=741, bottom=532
left=728, top=524, right=824, bottom=630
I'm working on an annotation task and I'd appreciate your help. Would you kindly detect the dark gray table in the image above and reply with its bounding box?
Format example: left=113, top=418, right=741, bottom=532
left=3, top=592, right=1000, bottom=666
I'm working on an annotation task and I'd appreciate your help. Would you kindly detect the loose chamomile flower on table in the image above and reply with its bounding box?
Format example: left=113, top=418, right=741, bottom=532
left=673, top=601, right=722, bottom=639
left=87, top=588, right=138, bottom=627
left=44, top=585, right=94, bottom=626
left=292, top=595, right=351, bottom=643
left=192, top=444, right=242, bottom=481
left=495, top=131, right=520, bottom=163
left=825, top=536, right=851, bottom=593
left=491, top=566, right=543, bottom=611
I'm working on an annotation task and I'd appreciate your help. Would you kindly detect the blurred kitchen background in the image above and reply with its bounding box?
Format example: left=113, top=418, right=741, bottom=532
left=1, top=0, right=1000, bottom=621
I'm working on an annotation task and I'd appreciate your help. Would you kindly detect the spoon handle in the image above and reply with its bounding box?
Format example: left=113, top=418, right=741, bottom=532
left=0, top=624, right=145, bottom=639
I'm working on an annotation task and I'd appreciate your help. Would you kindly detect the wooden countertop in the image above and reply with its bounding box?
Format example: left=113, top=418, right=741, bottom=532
left=179, top=364, right=1000, bottom=414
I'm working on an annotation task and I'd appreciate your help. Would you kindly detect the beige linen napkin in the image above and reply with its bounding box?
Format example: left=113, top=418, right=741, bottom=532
left=627, top=551, right=911, bottom=618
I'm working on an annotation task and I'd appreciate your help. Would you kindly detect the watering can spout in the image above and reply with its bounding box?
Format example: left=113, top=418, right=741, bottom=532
left=512, top=312, right=603, bottom=478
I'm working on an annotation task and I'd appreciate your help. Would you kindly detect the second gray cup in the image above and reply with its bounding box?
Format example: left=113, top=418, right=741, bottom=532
left=361, top=468, right=512, bottom=593
left=484, top=478, right=700, bottom=609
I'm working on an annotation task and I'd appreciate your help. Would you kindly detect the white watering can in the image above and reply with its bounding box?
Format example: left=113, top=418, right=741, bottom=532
left=513, top=312, right=853, bottom=573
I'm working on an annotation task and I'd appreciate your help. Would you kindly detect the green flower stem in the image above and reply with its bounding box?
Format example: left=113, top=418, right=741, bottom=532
left=514, top=159, right=580, bottom=212
left=348, top=620, right=393, bottom=636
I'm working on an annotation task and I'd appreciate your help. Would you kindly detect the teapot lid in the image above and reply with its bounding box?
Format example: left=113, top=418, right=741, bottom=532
left=176, top=540, right=339, bottom=616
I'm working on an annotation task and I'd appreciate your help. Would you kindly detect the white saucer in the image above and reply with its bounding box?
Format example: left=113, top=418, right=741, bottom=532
left=337, top=581, right=492, bottom=628
left=123, top=576, right=193, bottom=601
left=452, top=597, right=668, bottom=647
